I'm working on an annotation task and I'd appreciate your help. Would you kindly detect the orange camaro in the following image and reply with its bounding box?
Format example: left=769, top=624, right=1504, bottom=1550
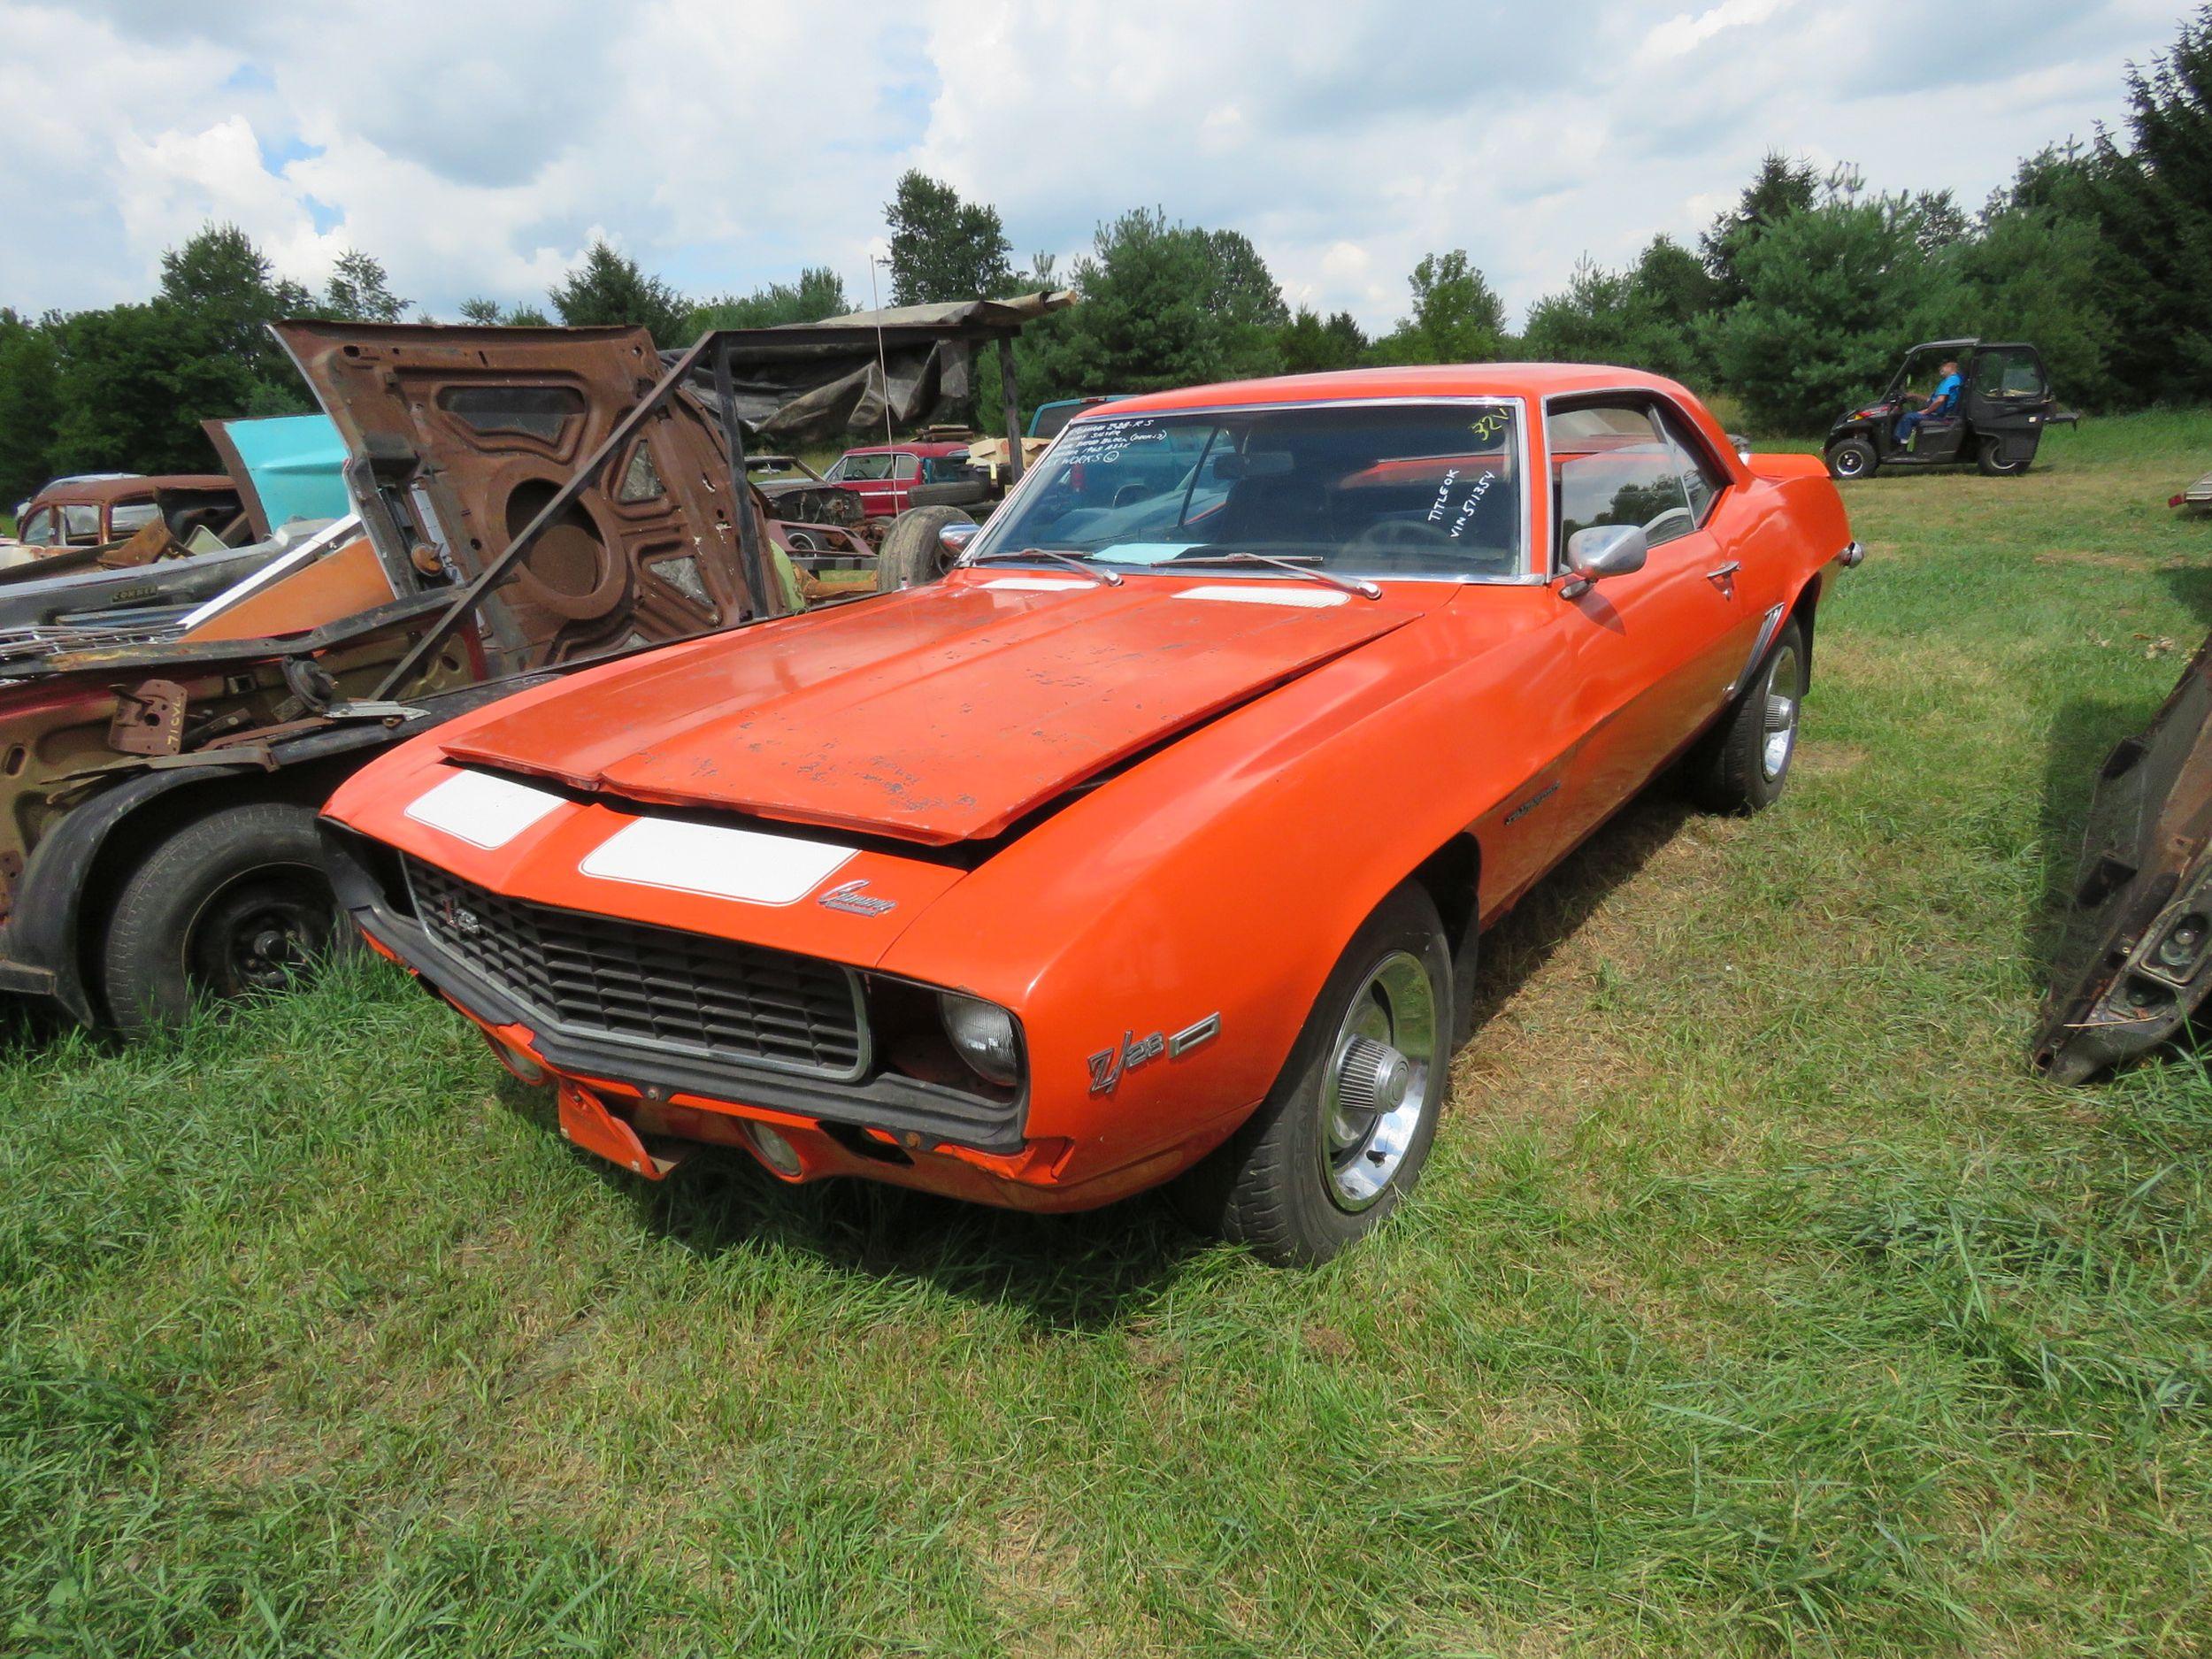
left=320, top=365, right=1859, bottom=1263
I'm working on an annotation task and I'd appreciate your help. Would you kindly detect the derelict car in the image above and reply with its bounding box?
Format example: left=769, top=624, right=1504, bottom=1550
left=320, top=365, right=1859, bottom=1263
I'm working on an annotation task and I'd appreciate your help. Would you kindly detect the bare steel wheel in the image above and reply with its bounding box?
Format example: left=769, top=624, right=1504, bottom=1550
left=1172, top=882, right=1454, bottom=1265
left=1320, top=952, right=1437, bottom=1212
left=101, top=801, right=349, bottom=1038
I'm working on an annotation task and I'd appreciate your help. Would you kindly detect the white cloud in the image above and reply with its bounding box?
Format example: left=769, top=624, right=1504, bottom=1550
left=0, top=0, right=2185, bottom=335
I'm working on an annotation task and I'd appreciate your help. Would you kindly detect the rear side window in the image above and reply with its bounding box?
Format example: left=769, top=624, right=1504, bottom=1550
left=108, top=501, right=161, bottom=537
left=1654, top=409, right=1724, bottom=526
left=62, top=503, right=102, bottom=543
left=892, top=454, right=919, bottom=481
left=1548, top=403, right=1695, bottom=562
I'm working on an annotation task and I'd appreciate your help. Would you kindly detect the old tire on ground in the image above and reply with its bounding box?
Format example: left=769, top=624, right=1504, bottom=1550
left=1172, top=881, right=1453, bottom=1266
left=874, top=504, right=976, bottom=592
left=908, top=479, right=994, bottom=510
left=1689, top=618, right=1806, bottom=814
left=1826, top=437, right=1877, bottom=481
left=1977, top=438, right=2031, bottom=478
left=101, top=802, right=347, bottom=1038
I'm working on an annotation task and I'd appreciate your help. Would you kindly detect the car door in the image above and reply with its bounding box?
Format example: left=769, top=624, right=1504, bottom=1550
left=1547, top=400, right=1744, bottom=832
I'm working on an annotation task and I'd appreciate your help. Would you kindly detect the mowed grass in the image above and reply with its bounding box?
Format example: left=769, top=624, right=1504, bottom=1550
left=7, top=414, right=2212, bottom=1656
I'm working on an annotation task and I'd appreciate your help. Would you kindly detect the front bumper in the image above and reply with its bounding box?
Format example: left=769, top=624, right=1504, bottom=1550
left=322, top=824, right=1029, bottom=1156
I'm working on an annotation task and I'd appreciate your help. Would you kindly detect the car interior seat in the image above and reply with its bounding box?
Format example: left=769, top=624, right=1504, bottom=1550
left=1210, top=475, right=1325, bottom=546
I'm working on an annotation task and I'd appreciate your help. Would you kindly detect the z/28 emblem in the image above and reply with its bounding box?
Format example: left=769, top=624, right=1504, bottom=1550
left=1087, top=1013, right=1220, bottom=1094
left=817, top=879, right=895, bottom=916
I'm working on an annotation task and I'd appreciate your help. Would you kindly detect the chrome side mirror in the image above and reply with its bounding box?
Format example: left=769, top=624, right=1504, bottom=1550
left=938, top=521, right=980, bottom=557
left=1563, top=524, right=1648, bottom=593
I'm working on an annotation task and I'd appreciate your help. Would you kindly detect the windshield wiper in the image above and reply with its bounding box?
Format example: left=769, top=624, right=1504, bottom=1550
left=1169, top=550, right=1380, bottom=600
left=966, top=547, right=1123, bottom=587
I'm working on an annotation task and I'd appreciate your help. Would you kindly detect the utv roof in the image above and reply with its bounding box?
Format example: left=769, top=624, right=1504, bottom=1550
left=1908, top=339, right=1982, bottom=352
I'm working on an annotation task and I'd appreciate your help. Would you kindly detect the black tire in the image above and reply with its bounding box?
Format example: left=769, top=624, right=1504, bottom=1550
left=1825, top=437, right=1877, bottom=481
left=1173, top=883, right=1453, bottom=1266
left=908, top=479, right=993, bottom=509
left=874, top=505, right=976, bottom=593
left=1690, top=618, right=1806, bottom=813
left=1977, top=438, right=2031, bottom=477
left=101, top=802, right=347, bottom=1038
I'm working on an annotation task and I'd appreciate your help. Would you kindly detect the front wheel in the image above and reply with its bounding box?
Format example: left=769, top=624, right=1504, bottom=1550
left=1173, top=883, right=1453, bottom=1265
left=1690, top=618, right=1805, bottom=813
left=101, top=802, right=347, bottom=1038
left=1826, top=437, right=1878, bottom=481
left=1977, top=438, right=2031, bottom=477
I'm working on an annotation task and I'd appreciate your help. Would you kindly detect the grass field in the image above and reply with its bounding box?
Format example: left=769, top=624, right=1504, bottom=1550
left=6, top=413, right=2212, bottom=1655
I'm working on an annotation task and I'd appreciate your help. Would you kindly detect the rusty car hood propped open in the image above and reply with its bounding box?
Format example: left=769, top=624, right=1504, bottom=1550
left=440, top=575, right=1416, bottom=844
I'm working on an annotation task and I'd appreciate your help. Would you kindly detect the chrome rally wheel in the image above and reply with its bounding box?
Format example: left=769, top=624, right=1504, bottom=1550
left=1320, top=951, right=1439, bottom=1212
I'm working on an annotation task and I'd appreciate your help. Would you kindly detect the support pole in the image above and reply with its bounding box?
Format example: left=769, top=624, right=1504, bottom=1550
left=997, top=334, right=1025, bottom=488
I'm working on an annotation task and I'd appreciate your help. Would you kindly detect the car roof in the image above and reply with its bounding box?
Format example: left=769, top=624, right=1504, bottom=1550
left=31, top=473, right=234, bottom=506
left=1101, top=363, right=1696, bottom=419
left=837, top=441, right=968, bottom=457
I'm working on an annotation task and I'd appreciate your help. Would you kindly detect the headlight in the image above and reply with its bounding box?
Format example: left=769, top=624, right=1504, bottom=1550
left=938, top=993, right=1022, bottom=1087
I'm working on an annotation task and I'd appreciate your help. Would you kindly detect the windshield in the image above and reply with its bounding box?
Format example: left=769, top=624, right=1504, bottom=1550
left=968, top=399, right=1524, bottom=580
left=832, top=452, right=900, bottom=481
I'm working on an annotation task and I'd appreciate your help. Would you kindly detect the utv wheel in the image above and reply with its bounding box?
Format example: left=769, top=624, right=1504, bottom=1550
left=1826, top=438, right=1877, bottom=481
left=101, top=802, right=346, bottom=1038
left=1174, top=882, right=1452, bottom=1266
left=1691, top=618, right=1805, bottom=813
left=875, top=505, right=976, bottom=592
left=1977, top=438, right=2030, bottom=477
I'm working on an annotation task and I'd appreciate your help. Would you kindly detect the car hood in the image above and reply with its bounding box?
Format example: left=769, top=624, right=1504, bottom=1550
left=442, top=572, right=1419, bottom=845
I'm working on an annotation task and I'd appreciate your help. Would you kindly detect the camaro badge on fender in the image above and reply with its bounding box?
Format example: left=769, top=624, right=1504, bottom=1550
left=1088, top=1013, right=1219, bottom=1094
left=817, top=879, right=895, bottom=916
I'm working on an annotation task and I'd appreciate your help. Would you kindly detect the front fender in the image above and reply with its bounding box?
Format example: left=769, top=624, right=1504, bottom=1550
left=879, top=595, right=1570, bottom=1180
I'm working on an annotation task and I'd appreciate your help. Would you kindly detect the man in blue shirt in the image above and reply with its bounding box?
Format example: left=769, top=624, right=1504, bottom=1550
left=1895, top=359, right=1962, bottom=446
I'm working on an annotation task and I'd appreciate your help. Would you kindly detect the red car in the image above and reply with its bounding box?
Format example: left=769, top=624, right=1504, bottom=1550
left=820, top=441, right=972, bottom=518
left=321, top=365, right=1859, bottom=1264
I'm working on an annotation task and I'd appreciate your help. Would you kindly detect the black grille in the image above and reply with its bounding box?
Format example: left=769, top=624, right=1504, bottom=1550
left=404, top=857, right=866, bottom=1079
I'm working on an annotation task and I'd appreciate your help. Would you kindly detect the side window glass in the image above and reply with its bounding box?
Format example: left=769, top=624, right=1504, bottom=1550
left=62, top=504, right=103, bottom=544
left=108, top=501, right=162, bottom=537
left=19, top=508, right=56, bottom=544
left=1655, top=410, right=1723, bottom=526
left=1548, top=404, right=1694, bottom=562
left=893, top=454, right=919, bottom=481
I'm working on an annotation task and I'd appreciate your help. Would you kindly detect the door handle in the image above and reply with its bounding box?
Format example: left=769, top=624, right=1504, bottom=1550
left=1706, top=560, right=1741, bottom=585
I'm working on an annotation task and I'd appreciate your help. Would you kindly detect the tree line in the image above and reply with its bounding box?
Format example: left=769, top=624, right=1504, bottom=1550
left=0, top=4, right=2202, bottom=505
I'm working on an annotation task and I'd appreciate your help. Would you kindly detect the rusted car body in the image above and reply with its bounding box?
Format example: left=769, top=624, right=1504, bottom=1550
left=9, top=473, right=243, bottom=557
left=0, top=322, right=794, bottom=1033
left=2036, top=635, right=2212, bottom=1081
left=320, top=364, right=1861, bottom=1263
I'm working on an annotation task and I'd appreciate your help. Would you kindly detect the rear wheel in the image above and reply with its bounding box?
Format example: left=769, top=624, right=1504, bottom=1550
left=1825, top=437, right=1877, bottom=481
left=874, top=505, right=975, bottom=592
left=1173, top=883, right=1452, bottom=1265
left=1691, top=619, right=1805, bottom=813
left=1977, top=438, right=2031, bottom=477
left=101, top=803, right=345, bottom=1038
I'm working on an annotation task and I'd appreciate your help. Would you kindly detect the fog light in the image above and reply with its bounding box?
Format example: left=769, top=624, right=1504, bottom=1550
left=744, top=1121, right=803, bottom=1179
left=938, top=992, right=1021, bottom=1087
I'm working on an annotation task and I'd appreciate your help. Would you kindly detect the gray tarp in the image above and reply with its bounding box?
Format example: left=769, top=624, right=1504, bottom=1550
left=671, top=291, right=1074, bottom=445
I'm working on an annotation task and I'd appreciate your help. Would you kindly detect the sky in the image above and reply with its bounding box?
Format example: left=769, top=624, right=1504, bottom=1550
left=1, top=0, right=2190, bottom=334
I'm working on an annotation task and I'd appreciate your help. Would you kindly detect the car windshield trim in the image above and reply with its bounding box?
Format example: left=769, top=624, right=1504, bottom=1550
left=958, top=394, right=1539, bottom=585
